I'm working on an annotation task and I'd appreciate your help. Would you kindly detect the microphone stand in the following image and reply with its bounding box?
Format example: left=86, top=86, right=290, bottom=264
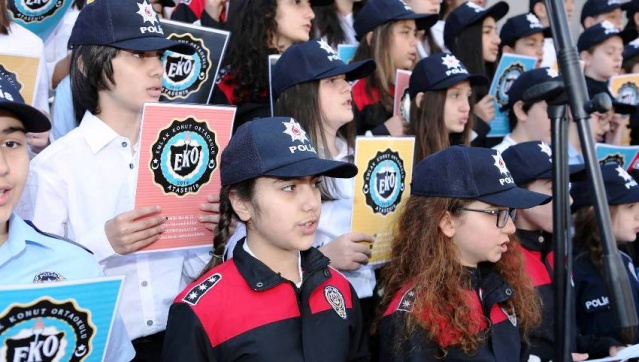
left=545, top=1, right=639, bottom=361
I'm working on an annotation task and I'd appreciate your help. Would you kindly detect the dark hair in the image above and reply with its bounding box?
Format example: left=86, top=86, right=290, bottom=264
left=573, top=205, right=638, bottom=344
left=222, top=0, right=280, bottom=105
left=0, top=0, right=10, bottom=35
left=352, top=21, right=397, bottom=113
left=274, top=81, right=356, bottom=200
left=623, top=54, right=639, bottom=74
left=448, top=20, right=494, bottom=97
left=198, top=179, right=257, bottom=277
left=312, top=2, right=366, bottom=48
left=73, top=0, right=87, bottom=10
left=409, top=89, right=473, bottom=163
left=70, top=45, right=119, bottom=123
left=507, top=101, right=533, bottom=131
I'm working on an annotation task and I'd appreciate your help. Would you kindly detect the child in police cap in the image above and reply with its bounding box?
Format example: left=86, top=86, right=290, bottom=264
left=0, top=77, right=135, bottom=360
left=502, top=142, right=624, bottom=361
left=351, top=0, right=438, bottom=136
left=444, top=1, right=509, bottom=147
left=377, top=145, right=549, bottom=361
left=571, top=163, right=639, bottom=346
left=581, top=0, right=623, bottom=30
left=493, top=67, right=561, bottom=153
left=24, top=0, right=221, bottom=359
left=162, top=117, right=368, bottom=361
left=499, top=13, right=546, bottom=69
left=406, top=52, right=488, bottom=162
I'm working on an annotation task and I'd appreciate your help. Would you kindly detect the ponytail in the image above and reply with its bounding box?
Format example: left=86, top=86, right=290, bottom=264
left=198, top=179, right=256, bottom=277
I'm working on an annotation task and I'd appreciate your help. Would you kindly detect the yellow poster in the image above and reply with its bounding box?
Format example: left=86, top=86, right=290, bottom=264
left=0, top=54, right=40, bottom=106
left=351, top=137, right=415, bottom=265
left=609, top=73, right=639, bottom=106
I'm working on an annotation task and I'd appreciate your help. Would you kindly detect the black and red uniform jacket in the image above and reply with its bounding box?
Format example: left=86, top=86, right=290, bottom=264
left=161, top=238, right=370, bottom=362
left=378, top=266, right=524, bottom=361
left=518, top=229, right=619, bottom=361
left=171, top=0, right=225, bottom=29
left=211, top=68, right=271, bottom=133
left=352, top=78, right=394, bottom=136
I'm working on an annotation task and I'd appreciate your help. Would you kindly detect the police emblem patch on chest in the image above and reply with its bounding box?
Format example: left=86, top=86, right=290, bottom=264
left=500, top=306, right=517, bottom=327
left=324, top=285, right=347, bottom=319
left=182, top=273, right=222, bottom=306
left=33, top=272, right=65, bottom=283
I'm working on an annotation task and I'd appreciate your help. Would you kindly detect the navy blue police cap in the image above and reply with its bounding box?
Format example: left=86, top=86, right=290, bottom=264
left=68, top=0, right=193, bottom=54
left=571, top=163, right=639, bottom=212
left=408, top=53, right=488, bottom=98
left=581, top=0, right=622, bottom=26
left=502, top=141, right=586, bottom=186
left=623, top=0, right=639, bottom=12
left=577, top=20, right=622, bottom=52
left=444, top=1, right=509, bottom=51
left=500, top=13, right=546, bottom=48
left=586, top=77, right=637, bottom=115
left=411, top=145, right=551, bottom=208
left=353, top=0, right=438, bottom=41
left=624, top=38, right=639, bottom=60
left=0, top=76, right=50, bottom=133
left=221, top=117, right=357, bottom=186
left=272, top=39, right=376, bottom=97
left=501, top=67, right=561, bottom=112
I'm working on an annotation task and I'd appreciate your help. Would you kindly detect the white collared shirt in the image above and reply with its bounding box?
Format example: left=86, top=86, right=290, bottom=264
left=24, top=111, right=210, bottom=339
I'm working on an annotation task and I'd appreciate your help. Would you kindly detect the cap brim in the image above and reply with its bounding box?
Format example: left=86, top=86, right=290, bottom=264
left=111, top=37, right=195, bottom=55
left=317, top=59, right=376, bottom=82
left=537, top=164, right=587, bottom=182
left=613, top=101, right=638, bottom=115
left=610, top=188, right=639, bottom=205
left=0, top=101, right=51, bottom=133
left=477, top=186, right=551, bottom=209
left=430, top=73, right=489, bottom=91
left=467, top=2, right=510, bottom=28
left=311, top=0, right=333, bottom=5
left=263, top=158, right=358, bottom=179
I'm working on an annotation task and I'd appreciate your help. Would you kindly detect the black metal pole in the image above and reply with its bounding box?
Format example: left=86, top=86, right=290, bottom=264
left=545, top=1, right=639, bottom=362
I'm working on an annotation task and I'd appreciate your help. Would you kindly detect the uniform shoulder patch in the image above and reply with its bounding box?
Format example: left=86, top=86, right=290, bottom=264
left=397, top=288, right=416, bottom=313
left=324, top=285, right=347, bottom=319
left=182, top=273, right=222, bottom=306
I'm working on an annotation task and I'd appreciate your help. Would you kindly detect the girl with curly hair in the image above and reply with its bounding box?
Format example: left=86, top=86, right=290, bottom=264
left=377, top=146, right=547, bottom=361
left=211, top=0, right=331, bottom=132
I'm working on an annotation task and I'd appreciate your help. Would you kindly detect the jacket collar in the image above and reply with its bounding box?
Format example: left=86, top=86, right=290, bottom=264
left=233, top=238, right=331, bottom=291
left=516, top=229, right=553, bottom=254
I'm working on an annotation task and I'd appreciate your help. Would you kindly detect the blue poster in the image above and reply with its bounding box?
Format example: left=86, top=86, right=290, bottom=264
left=596, top=143, right=639, bottom=171
left=338, top=44, right=357, bottom=65
left=0, top=277, right=123, bottom=362
left=487, top=54, right=538, bottom=137
left=8, top=0, right=73, bottom=42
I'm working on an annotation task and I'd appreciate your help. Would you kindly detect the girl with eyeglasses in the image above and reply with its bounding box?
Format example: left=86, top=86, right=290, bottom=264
left=377, top=145, right=548, bottom=361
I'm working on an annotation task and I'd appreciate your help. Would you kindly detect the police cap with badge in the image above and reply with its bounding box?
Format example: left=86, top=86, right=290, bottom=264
left=500, top=67, right=562, bottom=113
left=0, top=77, right=50, bottom=133
left=444, top=1, right=510, bottom=51
left=353, top=0, right=438, bottom=41
left=581, top=0, right=622, bottom=27
left=499, top=13, right=548, bottom=49
left=571, top=163, right=639, bottom=212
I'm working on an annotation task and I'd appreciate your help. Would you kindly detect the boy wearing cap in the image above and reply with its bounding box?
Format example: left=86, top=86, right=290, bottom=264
left=493, top=67, right=560, bottom=153
left=0, top=77, right=135, bottom=361
left=530, top=0, right=575, bottom=68
left=579, top=20, right=624, bottom=84
left=581, top=0, right=624, bottom=30
left=162, top=117, right=368, bottom=361
left=502, top=142, right=623, bottom=361
left=24, top=0, right=219, bottom=359
left=500, top=13, right=546, bottom=69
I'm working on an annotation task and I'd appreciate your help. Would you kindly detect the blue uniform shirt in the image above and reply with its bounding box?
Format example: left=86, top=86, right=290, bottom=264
left=0, top=213, right=135, bottom=361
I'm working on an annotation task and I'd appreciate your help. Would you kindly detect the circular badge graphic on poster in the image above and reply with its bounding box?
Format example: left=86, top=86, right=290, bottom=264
left=161, top=33, right=211, bottom=101
left=495, top=62, right=526, bottom=107
left=10, top=0, right=65, bottom=22
left=150, top=117, right=219, bottom=196
left=362, top=149, right=406, bottom=215
left=0, top=299, right=95, bottom=362
left=617, top=82, right=639, bottom=107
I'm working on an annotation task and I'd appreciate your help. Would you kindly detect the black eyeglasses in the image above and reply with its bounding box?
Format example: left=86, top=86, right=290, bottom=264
left=455, top=207, right=517, bottom=228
